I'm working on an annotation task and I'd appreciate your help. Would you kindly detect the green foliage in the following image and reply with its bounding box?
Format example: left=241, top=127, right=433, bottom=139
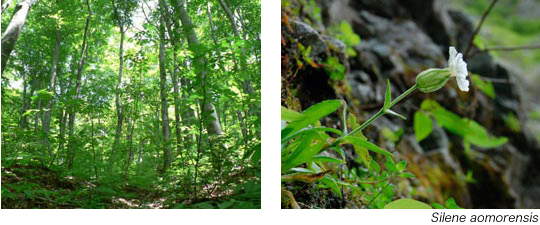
left=281, top=100, right=341, bottom=140
left=324, top=56, right=346, bottom=80
left=414, top=110, right=433, bottom=142
left=384, top=198, right=432, bottom=209
left=281, top=99, right=419, bottom=208
left=329, top=21, right=361, bottom=56
left=503, top=112, right=521, bottom=132
left=1, top=0, right=261, bottom=209
left=431, top=197, right=465, bottom=209
left=417, top=99, right=507, bottom=148
left=471, top=74, right=495, bottom=98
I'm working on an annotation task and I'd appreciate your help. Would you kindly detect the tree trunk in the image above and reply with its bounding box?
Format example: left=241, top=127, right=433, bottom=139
left=218, top=0, right=257, bottom=141
left=90, top=100, right=99, bottom=179
left=67, top=0, right=91, bottom=170
left=161, top=0, right=183, bottom=159
left=158, top=9, right=172, bottom=173
left=174, top=0, right=225, bottom=138
left=180, top=77, right=195, bottom=153
left=19, top=70, right=28, bottom=128
left=2, top=0, right=12, bottom=13
left=206, top=1, right=218, bottom=46
left=42, top=30, right=61, bottom=157
left=124, top=60, right=142, bottom=186
left=112, top=28, right=125, bottom=166
left=1, top=0, right=36, bottom=74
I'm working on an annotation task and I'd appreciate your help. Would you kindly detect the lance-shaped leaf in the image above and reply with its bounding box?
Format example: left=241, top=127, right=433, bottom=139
left=281, top=100, right=341, bottom=140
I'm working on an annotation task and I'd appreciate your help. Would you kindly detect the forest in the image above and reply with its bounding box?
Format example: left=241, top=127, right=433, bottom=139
left=1, top=0, right=261, bottom=209
left=281, top=0, right=540, bottom=209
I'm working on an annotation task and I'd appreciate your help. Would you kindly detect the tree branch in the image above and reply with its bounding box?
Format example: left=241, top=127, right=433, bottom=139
left=464, top=0, right=498, bottom=59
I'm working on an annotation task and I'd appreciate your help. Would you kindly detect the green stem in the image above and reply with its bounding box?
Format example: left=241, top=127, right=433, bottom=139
left=347, top=84, right=417, bottom=137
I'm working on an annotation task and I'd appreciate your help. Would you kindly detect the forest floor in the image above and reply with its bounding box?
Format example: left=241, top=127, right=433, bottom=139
left=1, top=163, right=257, bottom=209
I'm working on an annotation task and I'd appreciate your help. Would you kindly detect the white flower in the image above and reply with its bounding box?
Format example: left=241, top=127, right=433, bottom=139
left=448, top=46, right=469, bottom=92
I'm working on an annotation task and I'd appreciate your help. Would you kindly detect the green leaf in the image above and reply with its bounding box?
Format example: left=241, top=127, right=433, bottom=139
left=218, top=199, right=236, bottom=209
left=420, top=99, right=441, bottom=111
left=463, top=119, right=508, bottom=148
left=398, top=173, right=415, bottom=178
left=251, top=143, right=261, bottom=164
left=339, top=136, right=393, bottom=158
left=281, top=100, right=341, bottom=140
left=281, top=127, right=342, bottom=144
left=385, top=161, right=397, bottom=174
left=281, top=130, right=328, bottom=173
left=414, top=111, right=433, bottom=142
left=396, top=161, right=407, bottom=172
left=36, top=89, right=54, bottom=102
left=431, top=203, right=446, bottom=209
left=445, top=197, right=464, bottom=209
left=281, top=106, right=305, bottom=122
left=383, top=79, right=391, bottom=109
left=471, top=74, right=495, bottom=98
left=325, top=56, right=346, bottom=80
left=311, top=155, right=346, bottom=164
left=193, top=202, right=214, bottom=209
left=503, top=112, right=521, bottom=132
left=381, top=127, right=400, bottom=143
left=385, top=109, right=406, bottom=120
left=383, top=198, right=432, bottom=209
left=432, top=106, right=468, bottom=135
left=320, top=176, right=342, bottom=198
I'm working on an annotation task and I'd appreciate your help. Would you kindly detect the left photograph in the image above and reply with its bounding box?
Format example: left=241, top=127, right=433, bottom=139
left=1, top=0, right=261, bottom=209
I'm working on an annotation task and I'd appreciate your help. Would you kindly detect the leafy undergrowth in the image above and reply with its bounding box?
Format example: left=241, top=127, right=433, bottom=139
left=1, top=163, right=260, bottom=209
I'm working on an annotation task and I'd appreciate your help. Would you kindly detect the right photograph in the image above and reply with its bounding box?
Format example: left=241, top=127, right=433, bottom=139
left=281, top=0, right=540, bottom=209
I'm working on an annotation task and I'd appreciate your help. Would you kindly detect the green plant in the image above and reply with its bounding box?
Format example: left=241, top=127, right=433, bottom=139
left=415, top=99, right=507, bottom=148
left=329, top=21, right=361, bottom=57
left=281, top=47, right=476, bottom=209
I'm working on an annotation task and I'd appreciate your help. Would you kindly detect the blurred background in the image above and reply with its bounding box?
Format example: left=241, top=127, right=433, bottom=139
left=451, top=0, right=540, bottom=147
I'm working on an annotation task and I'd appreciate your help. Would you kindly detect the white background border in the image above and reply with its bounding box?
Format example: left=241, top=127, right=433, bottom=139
left=1, top=1, right=540, bottom=225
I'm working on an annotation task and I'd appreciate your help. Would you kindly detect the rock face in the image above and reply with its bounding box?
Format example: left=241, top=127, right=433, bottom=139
left=282, top=0, right=540, bottom=208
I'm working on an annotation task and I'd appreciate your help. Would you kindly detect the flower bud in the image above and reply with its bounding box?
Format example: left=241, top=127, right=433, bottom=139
left=416, top=68, right=451, bottom=93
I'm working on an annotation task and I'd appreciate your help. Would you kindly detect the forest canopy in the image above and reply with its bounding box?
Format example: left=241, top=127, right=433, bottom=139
left=1, top=0, right=261, bottom=209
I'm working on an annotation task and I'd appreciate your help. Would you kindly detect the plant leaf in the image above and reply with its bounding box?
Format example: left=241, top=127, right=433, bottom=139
left=386, top=109, right=406, bottom=120
left=281, top=100, right=341, bottom=140
left=384, top=198, right=432, bottom=209
left=281, top=106, right=305, bottom=122
left=384, top=79, right=391, bottom=109
left=414, top=110, right=433, bottom=142
left=339, top=136, right=393, bottom=158
left=311, top=155, right=346, bottom=164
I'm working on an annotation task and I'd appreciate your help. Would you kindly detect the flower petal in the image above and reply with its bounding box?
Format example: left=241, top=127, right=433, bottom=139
left=449, top=47, right=457, bottom=67
left=457, top=77, right=469, bottom=92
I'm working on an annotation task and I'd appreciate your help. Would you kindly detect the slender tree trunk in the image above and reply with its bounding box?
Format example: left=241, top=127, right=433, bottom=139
left=158, top=9, right=172, bottom=173
left=161, top=0, right=183, bottom=159
left=19, top=70, right=28, bottom=128
left=124, top=62, right=142, bottom=186
left=2, top=0, right=12, bottom=13
left=206, top=1, right=218, bottom=46
left=112, top=28, right=125, bottom=167
left=42, top=30, right=61, bottom=157
left=67, top=0, right=91, bottom=170
left=237, top=110, right=248, bottom=145
left=98, top=110, right=104, bottom=163
left=180, top=77, right=195, bottom=153
left=91, top=100, right=99, bottom=179
left=1, top=0, right=36, bottom=74
left=218, top=0, right=258, bottom=141
left=174, top=0, right=225, bottom=138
